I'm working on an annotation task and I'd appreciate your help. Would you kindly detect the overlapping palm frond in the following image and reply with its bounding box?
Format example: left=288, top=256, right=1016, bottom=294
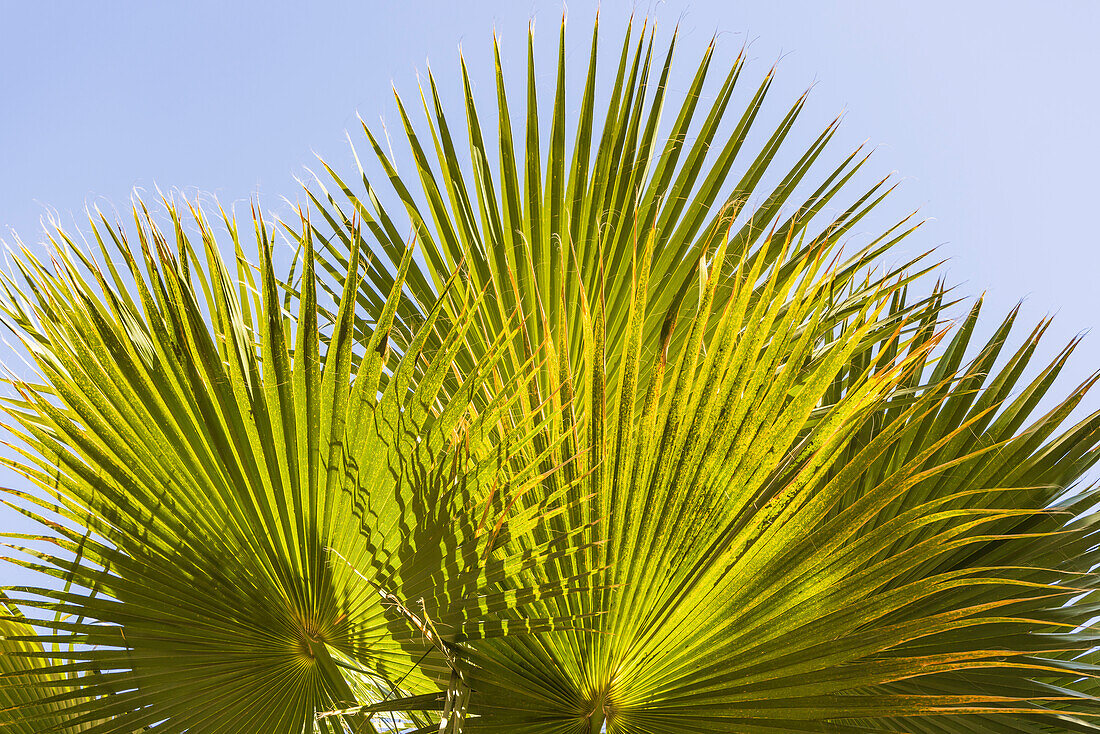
left=1, top=592, right=109, bottom=733
left=816, top=294, right=1100, bottom=734
left=446, top=242, right=1100, bottom=732
left=303, top=15, right=1100, bottom=733
left=0, top=11, right=1097, bottom=734
left=0, top=201, right=591, bottom=733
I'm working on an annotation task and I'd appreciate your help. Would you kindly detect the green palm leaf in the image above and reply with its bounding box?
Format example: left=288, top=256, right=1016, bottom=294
left=1, top=11, right=1097, bottom=734
left=0, top=202, right=590, bottom=733
left=303, top=15, right=1100, bottom=732
left=1, top=592, right=114, bottom=733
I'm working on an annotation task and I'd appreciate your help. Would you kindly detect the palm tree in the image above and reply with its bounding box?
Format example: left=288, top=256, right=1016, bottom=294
left=302, top=14, right=1100, bottom=733
left=2, top=12, right=1098, bottom=734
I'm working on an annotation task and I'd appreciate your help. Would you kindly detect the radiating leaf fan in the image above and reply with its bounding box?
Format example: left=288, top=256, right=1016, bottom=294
left=0, top=203, right=591, bottom=733
left=2, top=12, right=1099, bottom=734
left=303, top=14, right=1100, bottom=733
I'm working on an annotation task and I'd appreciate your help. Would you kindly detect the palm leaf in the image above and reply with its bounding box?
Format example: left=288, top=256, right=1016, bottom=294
left=1, top=592, right=116, bottom=733
left=300, top=15, right=1100, bottom=732
left=0, top=201, right=591, bottom=733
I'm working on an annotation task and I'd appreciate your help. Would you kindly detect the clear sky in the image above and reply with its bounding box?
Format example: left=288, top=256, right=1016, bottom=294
left=2, top=1, right=1099, bottom=586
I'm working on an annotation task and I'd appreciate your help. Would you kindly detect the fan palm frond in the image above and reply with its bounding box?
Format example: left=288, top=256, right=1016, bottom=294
left=304, top=15, right=1100, bottom=732
left=1, top=592, right=113, bottom=733
left=0, top=201, right=590, bottom=733
left=2, top=11, right=1098, bottom=734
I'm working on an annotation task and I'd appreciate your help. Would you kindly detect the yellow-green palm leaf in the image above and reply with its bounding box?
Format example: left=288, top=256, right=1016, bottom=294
left=0, top=203, right=589, bottom=733
left=305, top=16, right=1100, bottom=733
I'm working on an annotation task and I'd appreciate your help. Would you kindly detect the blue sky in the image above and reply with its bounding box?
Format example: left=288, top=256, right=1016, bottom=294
left=2, top=1, right=1099, bottom=585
